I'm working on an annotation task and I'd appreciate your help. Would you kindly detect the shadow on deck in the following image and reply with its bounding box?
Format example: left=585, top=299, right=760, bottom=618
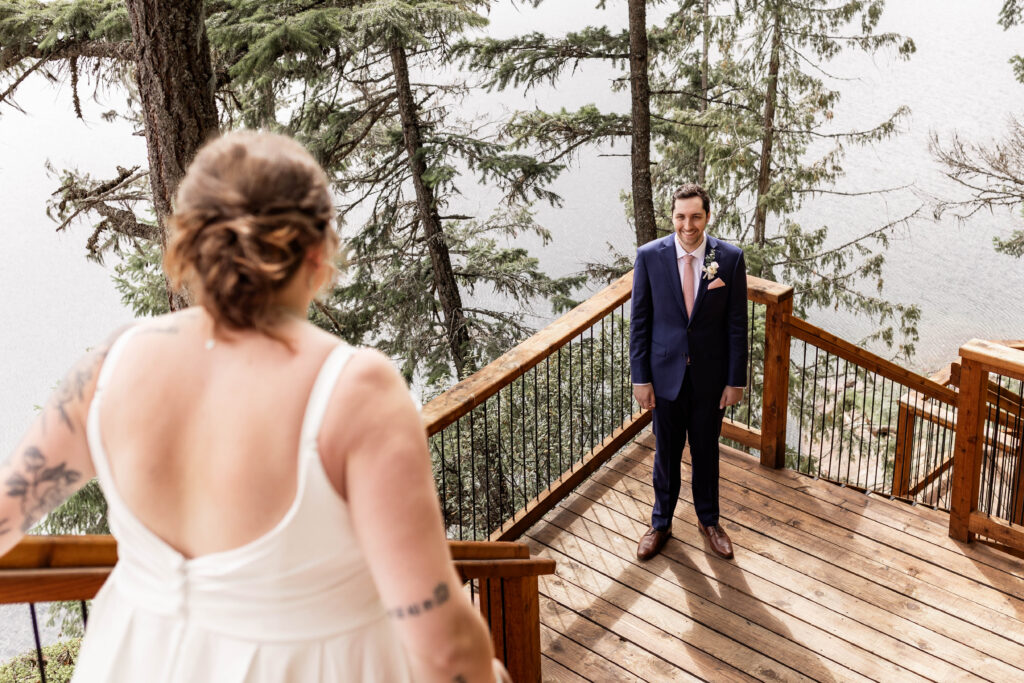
left=529, top=429, right=1024, bottom=682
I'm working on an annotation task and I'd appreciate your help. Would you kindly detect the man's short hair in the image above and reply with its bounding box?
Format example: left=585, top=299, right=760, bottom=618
left=671, top=183, right=711, bottom=216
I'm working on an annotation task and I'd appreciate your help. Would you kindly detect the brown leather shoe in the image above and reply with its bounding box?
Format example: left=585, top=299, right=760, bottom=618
left=637, top=527, right=671, bottom=561
left=697, top=522, right=734, bottom=559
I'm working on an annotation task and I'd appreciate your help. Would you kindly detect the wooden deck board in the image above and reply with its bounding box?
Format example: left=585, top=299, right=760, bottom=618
left=528, top=430, right=1024, bottom=681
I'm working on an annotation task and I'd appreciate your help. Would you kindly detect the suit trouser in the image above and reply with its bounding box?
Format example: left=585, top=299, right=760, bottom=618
left=650, top=372, right=725, bottom=530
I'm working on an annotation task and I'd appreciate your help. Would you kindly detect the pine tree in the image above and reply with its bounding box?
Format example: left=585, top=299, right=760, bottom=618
left=928, top=0, right=1024, bottom=259
left=2, top=1, right=581, bottom=386
left=650, top=0, right=921, bottom=355
left=1, top=0, right=219, bottom=310
left=455, top=1, right=666, bottom=247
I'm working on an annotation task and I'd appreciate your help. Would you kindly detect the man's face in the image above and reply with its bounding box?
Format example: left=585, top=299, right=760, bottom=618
left=672, top=196, right=709, bottom=251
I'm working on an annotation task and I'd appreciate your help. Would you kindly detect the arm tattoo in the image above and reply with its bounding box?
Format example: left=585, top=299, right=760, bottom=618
left=3, top=446, right=82, bottom=534
left=42, top=323, right=179, bottom=436
left=45, top=343, right=112, bottom=435
left=387, top=581, right=451, bottom=620
left=453, top=677, right=467, bottom=683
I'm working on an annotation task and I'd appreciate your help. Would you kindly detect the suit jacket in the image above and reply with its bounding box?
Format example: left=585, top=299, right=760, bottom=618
left=629, top=234, right=748, bottom=402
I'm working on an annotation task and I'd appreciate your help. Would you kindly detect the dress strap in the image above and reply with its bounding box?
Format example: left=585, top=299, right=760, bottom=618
left=86, top=325, right=142, bottom=506
left=94, top=325, right=142, bottom=395
left=299, top=344, right=356, bottom=451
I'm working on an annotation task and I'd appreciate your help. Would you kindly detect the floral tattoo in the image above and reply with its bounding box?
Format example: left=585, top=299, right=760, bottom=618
left=3, top=446, right=82, bottom=534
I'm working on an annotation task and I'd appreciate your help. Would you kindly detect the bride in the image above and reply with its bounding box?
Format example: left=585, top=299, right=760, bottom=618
left=0, top=131, right=505, bottom=682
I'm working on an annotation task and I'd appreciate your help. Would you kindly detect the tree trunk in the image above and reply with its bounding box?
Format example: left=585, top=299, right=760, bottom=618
left=628, top=0, right=657, bottom=246
left=389, top=41, right=472, bottom=378
left=697, top=0, right=710, bottom=185
left=125, top=0, right=219, bottom=310
left=752, top=2, right=783, bottom=276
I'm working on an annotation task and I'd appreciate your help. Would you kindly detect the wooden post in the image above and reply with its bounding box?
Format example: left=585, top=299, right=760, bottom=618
left=479, top=575, right=542, bottom=682
left=760, top=287, right=794, bottom=468
left=949, top=355, right=989, bottom=542
left=892, top=394, right=917, bottom=498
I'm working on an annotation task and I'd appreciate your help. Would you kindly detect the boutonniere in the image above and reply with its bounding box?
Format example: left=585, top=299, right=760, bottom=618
left=702, top=247, right=718, bottom=280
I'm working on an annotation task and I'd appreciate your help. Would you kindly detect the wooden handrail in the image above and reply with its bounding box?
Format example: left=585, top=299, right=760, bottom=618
left=422, top=271, right=798, bottom=437
left=959, top=339, right=1024, bottom=382
left=449, top=540, right=529, bottom=560
left=788, top=316, right=958, bottom=405
left=745, top=275, right=794, bottom=304
left=0, top=536, right=553, bottom=602
left=0, top=534, right=118, bottom=569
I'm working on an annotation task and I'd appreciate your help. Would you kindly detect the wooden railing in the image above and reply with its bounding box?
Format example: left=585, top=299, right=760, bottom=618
left=949, top=340, right=1024, bottom=551
left=422, top=272, right=791, bottom=544
left=0, top=535, right=554, bottom=682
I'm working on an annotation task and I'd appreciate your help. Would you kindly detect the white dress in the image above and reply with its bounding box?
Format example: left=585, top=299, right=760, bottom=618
left=74, top=331, right=415, bottom=682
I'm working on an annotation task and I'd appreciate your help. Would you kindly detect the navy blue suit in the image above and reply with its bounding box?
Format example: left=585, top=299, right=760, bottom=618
left=630, top=234, right=748, bottom=529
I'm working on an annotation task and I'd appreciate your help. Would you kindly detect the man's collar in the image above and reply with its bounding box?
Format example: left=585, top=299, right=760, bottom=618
left=674, top=233, right=707, bottom=262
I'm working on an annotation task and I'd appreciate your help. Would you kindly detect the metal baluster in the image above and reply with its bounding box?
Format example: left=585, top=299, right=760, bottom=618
left=807, top=345, right=820, bottom=475
left=568, top=340, right=573, bottom=467
left=1012, top=378, right=1024, bottom=524
left=832, top=358, right=847, bottom=481
left=844, top=364, right=856, bottom=485
left=983, top=380, right=1003, bottom=516
left=796, top=341, right=808, bottom=471
left=994, top=378, right=1010, bottom=518
left=439, top=428, right=447, bottom=528
left=816, top=351, right=829, bottom=478
left=867, top=370, right=880, bottom=493
left=601, top=316, right=606, bottom=444
left=483, top=400, right=491, bottom=537
left=456, top=418, right=463, bottom=539
left=558, top=346, right=563, bottom=474
left=30, top=603, right=47, bottom=683
left=856, top=367, right=869, bottom=490
left=80, top=600, right=89, bottom=628
left=883, top=379, right=897, bottom=495
left=590, top=325, right=595, bottom=452
left=470, top=410, right=478, bottom=540
left=579, top=331, right=585, bottom=461
left=533, top=365, right=540, bottom=495
left=546, top=357, right=552, bottom=490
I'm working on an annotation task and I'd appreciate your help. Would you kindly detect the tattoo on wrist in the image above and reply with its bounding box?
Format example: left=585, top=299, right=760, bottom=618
left=387, top=581, right=451, bottom=620
left=3, top=446, right=82, bottom=534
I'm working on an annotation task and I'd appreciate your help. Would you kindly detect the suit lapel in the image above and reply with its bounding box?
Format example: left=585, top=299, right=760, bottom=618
left=688, top=235, right=716, bottom=325
left=660, top=235, right=689, bottom=324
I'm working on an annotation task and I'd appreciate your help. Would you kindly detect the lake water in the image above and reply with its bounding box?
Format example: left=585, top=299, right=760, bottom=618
left=2, top=0, right=1024, bottom=659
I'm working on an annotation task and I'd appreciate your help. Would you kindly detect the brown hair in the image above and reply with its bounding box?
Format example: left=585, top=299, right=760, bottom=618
left=164, top=131, right=337, bottom=338
left=671, top=183, right=711, bottom=216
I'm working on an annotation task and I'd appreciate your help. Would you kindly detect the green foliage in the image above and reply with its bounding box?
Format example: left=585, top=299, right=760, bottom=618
left=648, top=0, right=920, bottom=357
left=36, top=479, right=108, bottom=535
left=3, top=0, right=586, bottom=387
left=113, top=241, right=171, bottom=317
left=0, top=638, right=80, bottom=683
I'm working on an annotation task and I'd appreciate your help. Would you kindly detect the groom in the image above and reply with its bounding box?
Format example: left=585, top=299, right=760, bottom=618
left=630, top=183, right=748, bottom=561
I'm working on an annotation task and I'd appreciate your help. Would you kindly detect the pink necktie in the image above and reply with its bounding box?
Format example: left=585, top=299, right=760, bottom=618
left=682, top=254, right=695, bottom=316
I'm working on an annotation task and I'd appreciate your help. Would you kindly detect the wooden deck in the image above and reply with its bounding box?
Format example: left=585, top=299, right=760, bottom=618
left=526, top=429, right=1024, bottom=682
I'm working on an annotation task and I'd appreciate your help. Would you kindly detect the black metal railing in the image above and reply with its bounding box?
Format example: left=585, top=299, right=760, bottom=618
left=429, top=301, right=635, bottom=541
left=785, top=332, right=959, bottom=508
left=977, top=372, right=1024, bottom=525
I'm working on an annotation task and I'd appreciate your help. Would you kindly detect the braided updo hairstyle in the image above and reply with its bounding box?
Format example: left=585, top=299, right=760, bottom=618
left=164, top=131, right=337, bottom=338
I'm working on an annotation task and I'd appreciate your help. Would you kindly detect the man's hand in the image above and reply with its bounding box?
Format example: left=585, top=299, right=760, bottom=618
left=634, top=384, right=656, bottom=411
left=720, top=386, right=744, bottom=410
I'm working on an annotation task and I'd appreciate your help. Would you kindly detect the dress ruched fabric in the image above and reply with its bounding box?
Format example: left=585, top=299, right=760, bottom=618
left=74, top=329, right=414, bottom=682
